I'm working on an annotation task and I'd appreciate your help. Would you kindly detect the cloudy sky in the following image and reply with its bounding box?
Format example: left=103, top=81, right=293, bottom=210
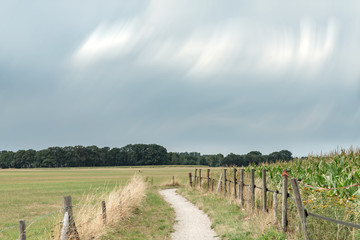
left=1, top=0, right=360, bottom=157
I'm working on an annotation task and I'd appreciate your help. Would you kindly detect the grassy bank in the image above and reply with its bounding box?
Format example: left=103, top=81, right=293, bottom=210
left=178, top=187, right=287, bottom=240
left=102, top=188, right=175, bottom=239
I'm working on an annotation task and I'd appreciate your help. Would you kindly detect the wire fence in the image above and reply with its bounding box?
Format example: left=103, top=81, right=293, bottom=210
left=0, top=208, right=64, bottom=237
left=0, top=225, right=17, bottom=234
left=190, top=167, right=360, bottom=239
left=1, top=176, right=145, bottom=240
left=0, top=203, right=99, bottom=239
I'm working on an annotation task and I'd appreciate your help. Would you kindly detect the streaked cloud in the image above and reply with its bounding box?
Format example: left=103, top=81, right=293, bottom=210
left=72, top=1, right=338, bottom=81
left=1, top=0, right=360, bottom=156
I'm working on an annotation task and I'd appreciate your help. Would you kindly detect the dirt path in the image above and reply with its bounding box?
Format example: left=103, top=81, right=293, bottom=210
left=159, top=189, right=219, bottom=240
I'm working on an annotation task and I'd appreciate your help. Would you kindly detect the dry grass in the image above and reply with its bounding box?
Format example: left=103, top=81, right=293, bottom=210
left=161, top=178, right=182, bottom=187
left=52, top=175, right=147, bottom=240
left=189, top=170, right=295, bottom=239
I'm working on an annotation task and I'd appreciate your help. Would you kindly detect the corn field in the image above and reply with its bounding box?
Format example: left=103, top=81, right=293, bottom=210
left=246, top=147, right=360, bottom=239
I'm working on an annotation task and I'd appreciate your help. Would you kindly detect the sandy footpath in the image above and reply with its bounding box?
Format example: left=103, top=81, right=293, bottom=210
left=159, top=188, right=220, bottom=240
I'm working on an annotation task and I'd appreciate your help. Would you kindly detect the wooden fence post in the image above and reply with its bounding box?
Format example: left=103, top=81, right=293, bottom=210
left=19, top=220, right=26, bottom=240
left=62, top=195, right=80, bottom=239
left=199, top=169, right=202, bottom=187
left=233, top=168, right=237, bottom=198
left=217, top=173, right=223, bottom=192
left=273, top=192, right=278, bottom=223
left=282, top=172, right=288, bottom=232
left=262, top=169, right=267, bottom=212
left=239, top=169, right=244, bottom=207
left=189, top=172, right=193, bottom=187
left=228, top=181, right=231, bottom=195
left=211, top=179, right=214, bottom=192
left=60, top=212, right=69, bottom=240
left=102, top=201, right=106, bottom=225
left=291, top=178, right=310, bottom=240
left=224, top=169, right=227, bottom=196
left=207, top=169, right=210, bottom=190
left=194, top=169, right=198, bottom=185
left=172, top=176, right=174, bottom=185
left=250, top=169, right=255, bottom=213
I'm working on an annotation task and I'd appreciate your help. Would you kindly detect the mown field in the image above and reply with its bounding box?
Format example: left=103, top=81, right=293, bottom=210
left=0, top=166, right=193, bottom=239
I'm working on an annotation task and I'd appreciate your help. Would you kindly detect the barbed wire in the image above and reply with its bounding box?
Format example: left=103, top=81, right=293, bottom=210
left=301, top=182, right=360, bottom=191
left=0, top=225, right=17, bottom=233
left=27, top=210, right=61, bottom=230
left=281, top=169, right=360, bottom=191
left=193, top=168, right=360, bottom=232
left=0, top=204, right=88, bottom=234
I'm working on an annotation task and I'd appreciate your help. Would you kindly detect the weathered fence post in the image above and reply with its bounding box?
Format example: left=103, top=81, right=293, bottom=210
left=273, top=192, right=278, bottom=223
left=60, top=212, right=69, bottom=240
left=189, top=172, right=193, bottom=187
left=250, top=169, right=255, bottom=213
left=224, top=169, right=227, bottom=196
left=228, top=181, right=231, bottom=195
left=239, top=169, right=244, bottom=207
left=291, top=178, right=310, bottom=240
left=207, top=169, right=210, bottom=190
left=282, top=171, right=288, bottom=232
left=262, top=169, right=267, bottom=212
left=233, top=168, right=237, bottom=198
left=19, top=220, right=26, bottom=240
left=211, top=178, right=214, bottom=192
left=62, top=195, right=80, bottom=239
left=102, top=201, right=106, bottom=225
left=199, top=169, right=202, bottom=187
left=172, top=176, right=175, bottom=185
left=194, top=169, right=198, bottom=186
left=217, top=173, right=223, bottom=192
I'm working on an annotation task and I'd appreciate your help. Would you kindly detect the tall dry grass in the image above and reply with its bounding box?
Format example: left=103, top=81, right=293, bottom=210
left=53, top=175, right=147, bottom=240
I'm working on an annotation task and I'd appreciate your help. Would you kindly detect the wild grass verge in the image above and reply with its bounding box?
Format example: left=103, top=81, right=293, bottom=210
left=178, top=186, right=287, bottom=240
left=53, top=175, right=147, bottom=239
left=101, top=188, right=175, bottom=239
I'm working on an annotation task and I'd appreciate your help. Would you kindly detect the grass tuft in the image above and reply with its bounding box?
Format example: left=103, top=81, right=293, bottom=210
left=53, top=175, right=147, bottom=239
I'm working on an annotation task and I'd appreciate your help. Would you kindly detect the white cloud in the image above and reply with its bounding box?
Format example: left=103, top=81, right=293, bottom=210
left=72, top=20, right=149, bottom=66
left=71, top=1, right=339, bottom=81
left=297, top=18, right=337, bottom=67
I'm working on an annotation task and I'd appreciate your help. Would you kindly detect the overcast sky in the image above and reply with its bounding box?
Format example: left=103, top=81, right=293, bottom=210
left=1, top=0, right=360, bottom=157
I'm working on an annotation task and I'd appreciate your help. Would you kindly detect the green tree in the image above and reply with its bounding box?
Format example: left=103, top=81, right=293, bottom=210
left=0, top=151, right=14, bottom=168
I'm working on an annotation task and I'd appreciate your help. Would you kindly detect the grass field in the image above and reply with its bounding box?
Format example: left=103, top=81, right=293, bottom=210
left=0, top=166, right=194, bottom=239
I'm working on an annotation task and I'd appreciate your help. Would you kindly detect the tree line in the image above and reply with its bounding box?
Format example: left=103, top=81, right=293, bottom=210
left=0, top=144, right=293, bottom=169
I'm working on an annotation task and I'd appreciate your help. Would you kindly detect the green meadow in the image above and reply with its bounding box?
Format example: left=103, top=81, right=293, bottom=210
left=0, top=166, right=193, bottom=239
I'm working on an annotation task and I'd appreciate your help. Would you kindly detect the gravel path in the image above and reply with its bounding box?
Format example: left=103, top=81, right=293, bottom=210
left=159, top=189, right=220, bottom=240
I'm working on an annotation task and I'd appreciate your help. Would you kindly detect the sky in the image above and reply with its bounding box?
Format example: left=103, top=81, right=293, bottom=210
left=1, top=0, right=360, bottom=157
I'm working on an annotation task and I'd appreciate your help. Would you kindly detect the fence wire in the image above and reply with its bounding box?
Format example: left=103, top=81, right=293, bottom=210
left=306, top=210, right=360, bottom=229
left=192, top=168, right=360, bottom=233
left=0, top=225, right=17, bottom=233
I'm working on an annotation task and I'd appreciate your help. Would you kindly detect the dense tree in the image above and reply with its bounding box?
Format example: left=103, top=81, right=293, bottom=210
left=0, top=151, right=14, bottom=168
left=0, top=145, right=292, bottom=168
